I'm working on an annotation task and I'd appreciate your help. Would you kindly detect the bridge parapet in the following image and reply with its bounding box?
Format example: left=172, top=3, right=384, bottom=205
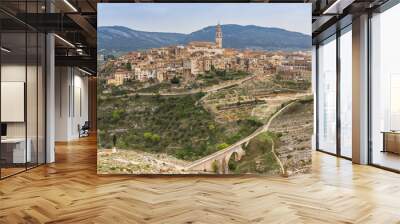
left=186, top=144, right=246, bottom=174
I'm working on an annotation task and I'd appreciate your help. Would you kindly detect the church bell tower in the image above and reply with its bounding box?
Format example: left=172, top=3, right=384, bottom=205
left=215, top=23, right=223, bottom=49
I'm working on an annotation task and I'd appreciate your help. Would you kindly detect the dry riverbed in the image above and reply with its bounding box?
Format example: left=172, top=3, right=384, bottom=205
left=97, top=149, right=200, bottom=174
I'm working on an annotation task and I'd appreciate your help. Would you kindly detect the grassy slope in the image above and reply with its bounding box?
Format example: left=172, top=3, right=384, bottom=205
left=98, top=93, right=262, bottom=161
left=229, top=132, right=281, bottom=174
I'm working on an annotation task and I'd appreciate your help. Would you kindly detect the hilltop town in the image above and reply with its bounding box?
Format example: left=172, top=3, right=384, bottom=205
left=97, top=23, right=313, bottom=175
left=99, top=23, right=311, bottom=89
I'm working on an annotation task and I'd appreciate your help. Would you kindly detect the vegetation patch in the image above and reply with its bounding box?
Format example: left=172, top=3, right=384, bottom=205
left=196, top=69, right=251, bottom=87
left=136, top=82, right=172, bottom=93
left=98, top=93, right=262, bottom=161
left=229, top=132, right=281, bottom=174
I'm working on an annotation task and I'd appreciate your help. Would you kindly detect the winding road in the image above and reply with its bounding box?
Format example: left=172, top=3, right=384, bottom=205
left=186, top=100, right=297, bottom=171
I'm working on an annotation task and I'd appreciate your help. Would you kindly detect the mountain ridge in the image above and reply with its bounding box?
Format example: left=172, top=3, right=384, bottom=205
left=98, top=25, right=311, bottom=54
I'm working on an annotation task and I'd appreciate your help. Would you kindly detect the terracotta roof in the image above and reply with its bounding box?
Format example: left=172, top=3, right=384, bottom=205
left=188, top=41, right=215, bottom=47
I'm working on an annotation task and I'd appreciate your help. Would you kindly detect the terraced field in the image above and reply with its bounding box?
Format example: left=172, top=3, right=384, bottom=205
left=269, top=98, right=313, bottom=175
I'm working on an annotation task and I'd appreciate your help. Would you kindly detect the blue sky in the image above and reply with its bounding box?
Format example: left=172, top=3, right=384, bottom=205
left=98, top=3, right=311, bottom=35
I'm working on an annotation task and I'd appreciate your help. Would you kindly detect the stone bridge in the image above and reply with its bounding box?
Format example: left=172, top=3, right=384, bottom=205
left=184, top=100, right=300, bottom=174
left=185, top=144, right=246, bottom=174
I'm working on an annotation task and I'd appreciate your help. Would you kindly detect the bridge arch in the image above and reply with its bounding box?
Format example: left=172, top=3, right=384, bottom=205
left=226, top=152, right=240, bottom=173
left=185, top=144, right=246, bottom=174
left=223, top=146, right=246, bottom=174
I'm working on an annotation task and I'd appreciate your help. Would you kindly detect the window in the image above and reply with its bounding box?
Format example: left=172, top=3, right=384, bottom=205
left=317, top=35, right=337, bottom=154
left=339, top=26, right=352, bottom=158
left=0, top=1, right=46, bottom=179
left=370, top=3, right=400, bottom=171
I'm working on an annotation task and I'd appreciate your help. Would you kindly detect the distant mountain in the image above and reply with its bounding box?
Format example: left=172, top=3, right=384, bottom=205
left=98, top=25, right=311, bottom=55
left=183, top=25, right=311, bottom=51
left=98, top=26, right=186, bottom=55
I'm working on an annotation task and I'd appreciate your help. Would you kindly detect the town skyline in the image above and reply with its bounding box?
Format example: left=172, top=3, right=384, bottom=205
left=102, top=22, right=311, bottom=87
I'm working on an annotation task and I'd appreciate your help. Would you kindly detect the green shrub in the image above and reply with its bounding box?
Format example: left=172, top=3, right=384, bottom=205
left=211, top=160, right=219, bottom=173
left=143, top=132, right=153, bottom=139
left=151, top=134, right=161, bottom=142
left=216, top=143, right=229, bottom=150
left=208, top=124, right=215, bottom=131
left=143, top=132, right=161, bottom=144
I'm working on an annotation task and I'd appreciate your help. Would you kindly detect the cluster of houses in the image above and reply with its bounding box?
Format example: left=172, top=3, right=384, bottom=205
left=105, top=45, right=311, bottom=86
left=103, top=23, right=311, bottom=86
